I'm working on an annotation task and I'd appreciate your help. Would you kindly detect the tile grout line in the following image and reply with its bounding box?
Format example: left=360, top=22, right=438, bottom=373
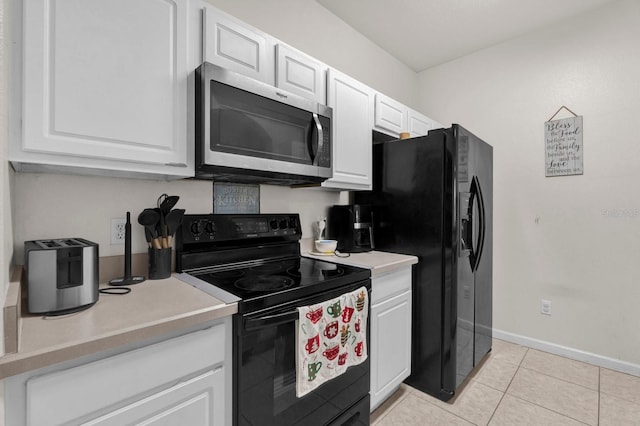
left=508, top=348, right=598, bottom=426
left=413, top=393, right=481, bottom=426
left=429, top=345, right=533, bottom=426
left=484, top=346, right=530, bottom=425
left=516, top=364, right=600, bottom=392
left=370, top=388, right=411, bottom=425
left=504, top=394, right=592, bottom=425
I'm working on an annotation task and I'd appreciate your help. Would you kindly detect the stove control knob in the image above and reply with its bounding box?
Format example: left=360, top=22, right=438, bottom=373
left=190, top=221, right=202, bottom=235
left=279, top=219, right=288, bottom=229
left=270, top=219, right=278, bottom=230
left=204, top=221, right=215, bottom=234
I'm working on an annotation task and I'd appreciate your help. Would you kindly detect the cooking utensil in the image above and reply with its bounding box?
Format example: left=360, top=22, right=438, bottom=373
left=159, top=195, right=180, bottom=216
left=156, top=194, right=180, bottom=248
left=137, top=208, right=162, bottom=249
left=165, top=209, right=185, bottom=247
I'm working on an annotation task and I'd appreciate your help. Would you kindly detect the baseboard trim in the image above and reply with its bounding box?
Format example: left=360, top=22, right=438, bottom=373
left=493, top=328, right=640, bottom=377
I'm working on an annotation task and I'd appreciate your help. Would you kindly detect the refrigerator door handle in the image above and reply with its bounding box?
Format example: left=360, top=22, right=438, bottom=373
left=459, top=192, right=474, bottom=259
left=470, top=176, right=486, bottom=272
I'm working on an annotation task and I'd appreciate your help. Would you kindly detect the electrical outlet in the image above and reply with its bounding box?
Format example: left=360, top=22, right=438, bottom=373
left=541, top=299, right=552, bottom=316
left=111, top=218, right=127, bottom=244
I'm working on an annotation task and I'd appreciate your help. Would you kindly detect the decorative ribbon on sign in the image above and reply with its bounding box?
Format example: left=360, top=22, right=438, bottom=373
left=544, top=106, right=583, bottom=177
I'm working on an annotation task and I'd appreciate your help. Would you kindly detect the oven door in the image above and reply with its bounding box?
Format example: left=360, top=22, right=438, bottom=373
left=234, top=280, right=371, bottom=426
left=196, top=62, right=332, bottom=183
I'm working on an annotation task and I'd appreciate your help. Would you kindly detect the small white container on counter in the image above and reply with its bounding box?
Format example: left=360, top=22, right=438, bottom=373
left=314, top=239, right=337, bottom=254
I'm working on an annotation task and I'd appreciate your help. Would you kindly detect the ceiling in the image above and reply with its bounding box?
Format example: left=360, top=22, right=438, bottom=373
left=316, top=0, right=619, bottom=72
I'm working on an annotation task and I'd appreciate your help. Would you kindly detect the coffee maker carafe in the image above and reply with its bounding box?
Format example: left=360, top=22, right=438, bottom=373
left=327, top=205, right=375, bottom=253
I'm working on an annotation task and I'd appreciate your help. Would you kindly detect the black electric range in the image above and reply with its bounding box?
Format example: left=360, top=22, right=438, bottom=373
left=175, top=214, right=372, bottom=426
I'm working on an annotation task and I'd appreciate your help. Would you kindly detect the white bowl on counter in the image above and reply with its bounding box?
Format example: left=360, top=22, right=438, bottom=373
left=314, top=239, right=338, bottom=254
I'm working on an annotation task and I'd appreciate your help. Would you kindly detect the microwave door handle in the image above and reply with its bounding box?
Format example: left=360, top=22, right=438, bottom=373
left=311, top=113, right=323, bottom=165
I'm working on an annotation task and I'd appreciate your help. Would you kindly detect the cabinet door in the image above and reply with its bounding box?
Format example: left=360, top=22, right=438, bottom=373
left=374, top=93, right=407, bottom=136
left=370, top=290, right=412, bottom=411
left=19, top=0, right=190, bottom=174
left=408, top=109, right=433, bottom=137
left=25, top=325, right=226, bottom=426
left=276, top=44, right=326, bottom=104
left=81, top=369, right=225, bottom=426
left=201, top=5, right=275, bottom=84
left=322, top=68, right=374, bottom=191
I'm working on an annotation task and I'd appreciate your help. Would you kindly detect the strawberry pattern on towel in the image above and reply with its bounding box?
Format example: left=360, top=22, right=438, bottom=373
left=296, top=286, right=368, bottom=398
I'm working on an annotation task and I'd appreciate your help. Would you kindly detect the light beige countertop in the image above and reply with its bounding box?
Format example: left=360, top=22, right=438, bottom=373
left=300, top=238, right=418, bottom=277
left=0, top=268, right=237, bottom=379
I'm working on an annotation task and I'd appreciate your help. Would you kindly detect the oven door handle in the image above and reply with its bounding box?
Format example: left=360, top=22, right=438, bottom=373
left=244, top=309, right=300, bottom=331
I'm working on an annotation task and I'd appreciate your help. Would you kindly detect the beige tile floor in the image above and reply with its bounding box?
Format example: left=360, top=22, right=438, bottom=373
left=371, top=339, right=640, bottom=425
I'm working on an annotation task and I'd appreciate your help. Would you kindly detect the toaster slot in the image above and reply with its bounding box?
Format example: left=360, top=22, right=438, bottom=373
left=56, top=247, right=84, bottom=289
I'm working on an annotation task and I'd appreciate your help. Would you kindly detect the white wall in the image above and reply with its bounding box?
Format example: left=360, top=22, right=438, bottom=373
left=11, top=175, right=345, bottom=261
left=8, top=0, right=416, bottom=262
left=418, top=0, right=640, bottom=365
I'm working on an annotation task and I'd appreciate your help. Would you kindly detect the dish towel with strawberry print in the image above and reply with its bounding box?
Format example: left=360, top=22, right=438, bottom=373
left=296, top=286, right=369, bottom=398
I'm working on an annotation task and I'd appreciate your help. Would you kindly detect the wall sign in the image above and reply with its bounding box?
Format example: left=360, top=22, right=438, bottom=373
left=213, top=182, right=260, bottom=214
left=544, top=106, right=583, bottom=177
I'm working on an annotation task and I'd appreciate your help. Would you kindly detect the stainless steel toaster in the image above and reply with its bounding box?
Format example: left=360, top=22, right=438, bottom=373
left=24, top=238, right=99, bottom=315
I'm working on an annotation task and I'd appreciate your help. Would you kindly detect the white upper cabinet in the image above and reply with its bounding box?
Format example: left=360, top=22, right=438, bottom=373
left=374, top=93, right=407, bottom=136
left=200, top=3, right=275, bottom=84
left=408, top=108, right=434, bottom=137
left=322, top=68, right=374, bottom=191
left=276, top=44, right=327, bottom=104
left=374, top=93, right=439, bottom=138
left=13, top=0, right=192, bottom=178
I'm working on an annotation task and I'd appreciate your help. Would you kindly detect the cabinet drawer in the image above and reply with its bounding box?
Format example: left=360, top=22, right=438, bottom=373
left=82, top=369, right=224, bottom=425
left=371, top=268, right=412, bottom=305
left=26, top=325, right=225, bottom=426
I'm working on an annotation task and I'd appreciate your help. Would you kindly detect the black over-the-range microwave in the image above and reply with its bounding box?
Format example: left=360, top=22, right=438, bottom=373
left=195, top=62, right=332, bottom=185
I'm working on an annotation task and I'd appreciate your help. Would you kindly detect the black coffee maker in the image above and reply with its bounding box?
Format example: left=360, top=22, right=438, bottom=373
left=327, top=204, right=375, bottom=253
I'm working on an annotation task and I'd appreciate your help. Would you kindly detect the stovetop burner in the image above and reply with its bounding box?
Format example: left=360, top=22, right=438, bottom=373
left=211, top=270, right=245, bottom=279
left=235, top=275, right=294, bottom=292
left=249, top=263, right=283, bottom=274
left=189, top=257, right=370, bottom=312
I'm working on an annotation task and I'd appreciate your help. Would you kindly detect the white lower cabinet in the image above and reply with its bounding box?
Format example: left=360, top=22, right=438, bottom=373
left=370, top=268, right=412, bottom=412
left=5, top=320, right=231, bottom=426
left=79, top=369, right=222, bottom=425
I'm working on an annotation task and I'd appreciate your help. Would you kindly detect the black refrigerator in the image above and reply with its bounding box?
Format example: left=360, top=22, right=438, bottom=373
left=354, top=124, right=492, bottom=402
